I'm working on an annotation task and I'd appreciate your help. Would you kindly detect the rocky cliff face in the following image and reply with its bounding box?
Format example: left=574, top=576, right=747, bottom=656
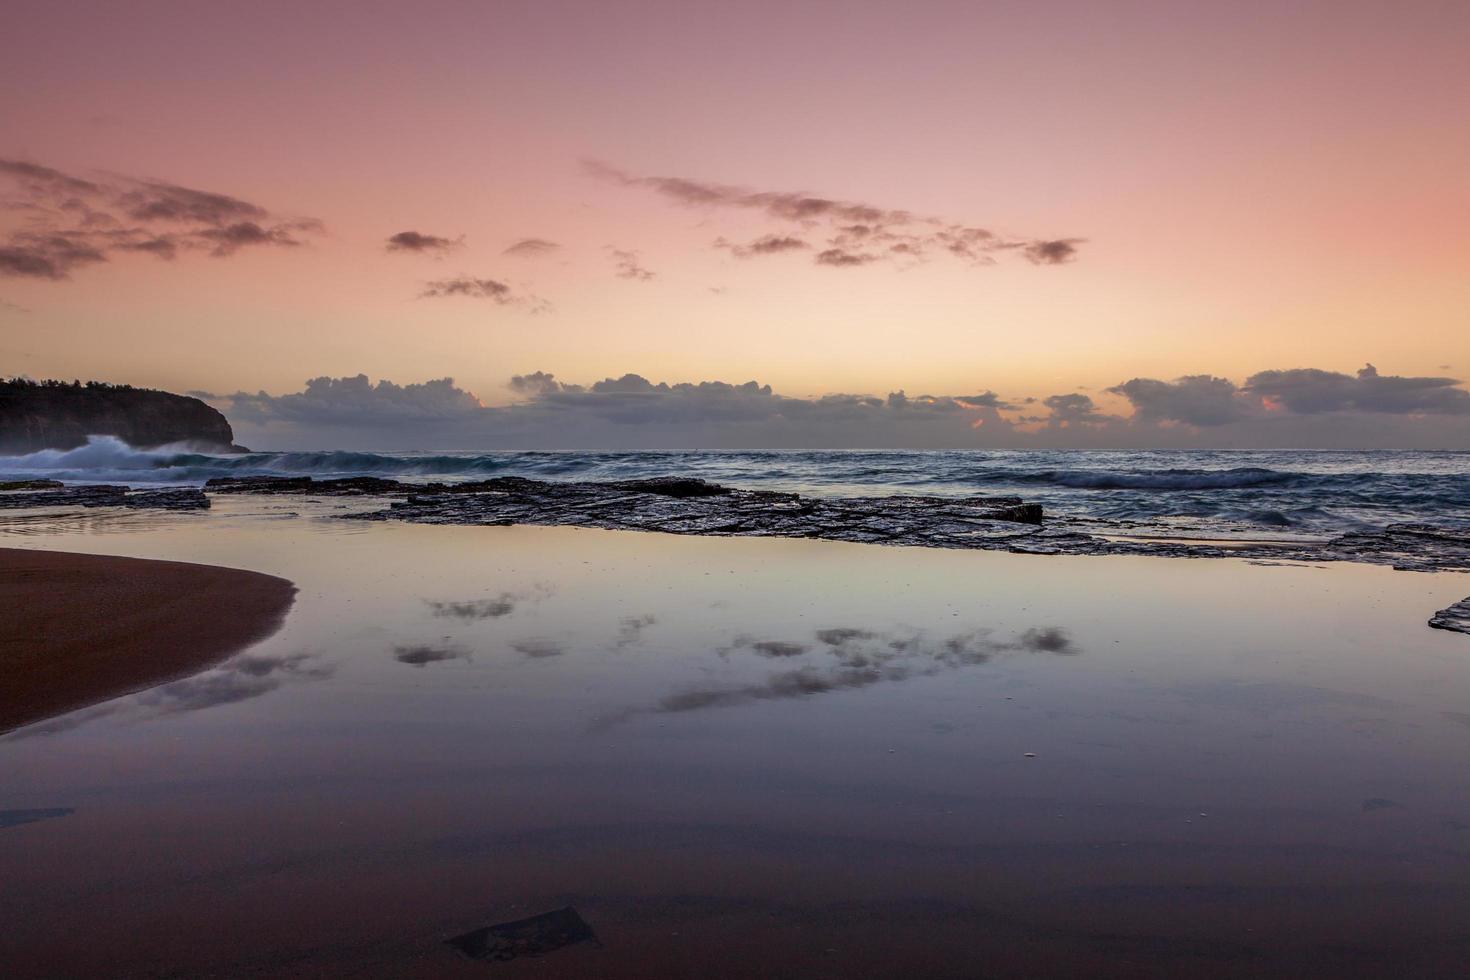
left=0, top=380, right=243, bottom=453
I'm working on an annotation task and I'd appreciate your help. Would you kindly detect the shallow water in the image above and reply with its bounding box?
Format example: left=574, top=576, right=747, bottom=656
left=3, top=501, right=1470, bottom=978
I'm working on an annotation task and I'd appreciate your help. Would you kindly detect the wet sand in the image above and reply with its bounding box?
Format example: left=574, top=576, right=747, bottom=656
left=0, top=548, right=295, bottom=733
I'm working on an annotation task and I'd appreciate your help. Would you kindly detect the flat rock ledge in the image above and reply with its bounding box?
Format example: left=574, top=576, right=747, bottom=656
left=1429, top=598, right=1470, bottom=635
left=0, top=483, right=208, bottom=511
left=198, top=475, right=1470, bottom=575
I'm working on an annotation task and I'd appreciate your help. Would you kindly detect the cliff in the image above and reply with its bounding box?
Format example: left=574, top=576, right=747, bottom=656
left=0, top=380, right=243, bottom=453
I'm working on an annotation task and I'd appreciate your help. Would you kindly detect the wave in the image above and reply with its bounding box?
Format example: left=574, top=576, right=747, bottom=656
left=995, top=466, right=1296, bottom=491
left=4, top=436, right=1469, bottom=536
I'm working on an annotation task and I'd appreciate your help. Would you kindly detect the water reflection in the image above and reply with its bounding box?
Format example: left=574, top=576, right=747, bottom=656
left=393, top=643, right=469, bottom=666
left=604, top=625, right=1076, bottom=725
left=5, top=518, right=1470, bottom=979
left=2, top=652, right=333, bottom=739
left=425, top=583, right=552, bottom=621
left=509, top=638, right=565, bottom=659
left=614, top=613, right=657, bottom=648
left=0, top=808, right=73, bottom=830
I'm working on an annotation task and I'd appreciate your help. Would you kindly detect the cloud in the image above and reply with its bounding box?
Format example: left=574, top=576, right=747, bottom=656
left=386, top=230, right=463, bottom=254
left=1108, top=374, right=1248, bottom=426
left=224, top=373, right=483, bottom=425
left=503, top=237, right=560, bottom=257
left=1023, top=239, right=1084, bottom=265
left=419, top=276, right=549, bottom=311
left=211, top=364, right=1470, bottom=451
left=584, top=159, right=1084, bottom=271
left=0, top=234, right=107, bottom=279
left=1244, top=363, right=1470, bottom=416
left=1040, top=392, right=1108, bottom=426
left=116, top=179, right=268, bottom=225
left=198, top=220, right=315, bottom=256
left=814, top=247, right=878, bottom=267
left=0, top=158, right=323, bottom=279
left=1108, top=364, right=1470, bottom=428
left=608, top=248, right=654, bottom=280
left=714, top=234, right=809, bottom=258
left=420, top=276, right=513, bottom=300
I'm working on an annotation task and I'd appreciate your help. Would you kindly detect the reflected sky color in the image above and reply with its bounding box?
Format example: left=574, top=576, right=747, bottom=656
left=2, top=501, right=1470, bottom=975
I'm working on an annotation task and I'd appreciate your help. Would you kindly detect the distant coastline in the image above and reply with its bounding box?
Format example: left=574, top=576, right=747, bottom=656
left=0, top=379, right=244, bottom=453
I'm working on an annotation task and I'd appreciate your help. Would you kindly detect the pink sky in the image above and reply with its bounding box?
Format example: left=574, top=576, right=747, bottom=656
left=3, top=0, right=1469, bottom=444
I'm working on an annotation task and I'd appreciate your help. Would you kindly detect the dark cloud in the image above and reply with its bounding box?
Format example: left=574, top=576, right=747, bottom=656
left=0, top=160, right=101, bottom=196
left=0, top=158, right=323, bottom=279
left=225, top=374, right=483, bottom=425
left=420, top=276, right=550, bottom=312
left=0, top=240, right=103, bottom=279
left=1108, top=374, right=1247, bottom=426
left=714, top=234, right=810, bottom=258
left=814, top=248, right=878, bottom=267
left=585, top=159, right=913, bottom=226
left=503, top=237, right=560, bottom=257
left=421, top=276, right=512, bottom=300
left=1106, top=365, right=1470, bottom=428
left=1244, top=364, right=1470, bottom=416
left=197, top=221, right=310, bottom=256
left=608, top=248, right=654, bottom=280
left=386, top=230, right=463, bottom=254
left=1041, top=393, right=1108, bottom=426
left=584, top=159, right=1084, bottom=272
left=116, top=180, right=268, bottom=225
left=213, top=364, right=1470, bottom=451
left=1023, top=239, right=1084, bottom=265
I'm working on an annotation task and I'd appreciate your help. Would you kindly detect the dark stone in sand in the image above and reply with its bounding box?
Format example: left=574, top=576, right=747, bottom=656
left=446, top=906, right=599, bottom=962
left=0, top=484, right=208, bottom=511
left=1429, top=597, right=1470, bottom=635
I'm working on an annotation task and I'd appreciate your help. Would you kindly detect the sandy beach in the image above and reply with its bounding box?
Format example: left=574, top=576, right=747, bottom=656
left=0, top=548, right=295, bottom=733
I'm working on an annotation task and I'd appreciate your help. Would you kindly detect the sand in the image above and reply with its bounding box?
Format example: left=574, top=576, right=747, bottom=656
left=0, top=548, right=295, bottom=733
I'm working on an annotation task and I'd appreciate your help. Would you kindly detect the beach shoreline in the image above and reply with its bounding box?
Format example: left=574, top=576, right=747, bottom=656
left=0, top=548, right=296, bottom=733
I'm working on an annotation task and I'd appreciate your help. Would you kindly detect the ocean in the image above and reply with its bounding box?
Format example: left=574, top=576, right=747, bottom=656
left=3, top=436, right=1469, bottom=539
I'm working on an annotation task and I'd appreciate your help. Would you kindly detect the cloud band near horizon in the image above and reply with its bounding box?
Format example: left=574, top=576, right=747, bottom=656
left=203, top=363, right=1470, bottom=450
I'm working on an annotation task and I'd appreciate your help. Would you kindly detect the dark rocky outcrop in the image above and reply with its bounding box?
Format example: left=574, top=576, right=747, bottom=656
left=1429, top=598, right=1470, bottom=635
left=201, top=474, right=1469, bottom=576
left=0, top=484, right=208, bottom=510
left=0, top=379, right=243, bottom=453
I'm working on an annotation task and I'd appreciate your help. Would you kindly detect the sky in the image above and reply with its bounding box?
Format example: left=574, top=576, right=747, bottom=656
left=2, top=0, right=1469, bottom=449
